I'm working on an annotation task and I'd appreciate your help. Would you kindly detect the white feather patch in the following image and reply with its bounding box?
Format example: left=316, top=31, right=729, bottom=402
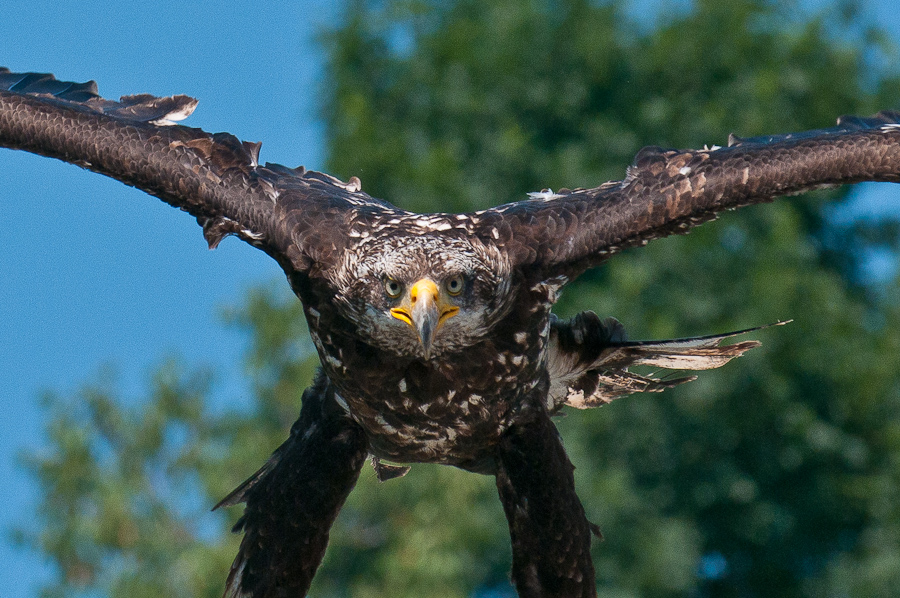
left=527, top=189, right=564, bottom=201
left=149, top=101, right=198, bottom=126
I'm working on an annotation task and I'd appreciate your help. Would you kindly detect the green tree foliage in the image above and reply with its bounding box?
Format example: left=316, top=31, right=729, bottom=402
left=22, top=0, right=900, bottom=596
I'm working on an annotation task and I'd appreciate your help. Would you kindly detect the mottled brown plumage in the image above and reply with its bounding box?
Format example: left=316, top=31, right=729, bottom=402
left=2, top=68, right=899, bottom=597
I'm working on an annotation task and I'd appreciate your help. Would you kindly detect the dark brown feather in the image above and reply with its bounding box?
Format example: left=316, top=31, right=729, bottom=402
left=496, top=400, right=597, bottom=598
left=215, top=372, right=368, bottom=598
left=472, top=111, right=900, bottom=277
left=0, top=68, right=399, bottom=276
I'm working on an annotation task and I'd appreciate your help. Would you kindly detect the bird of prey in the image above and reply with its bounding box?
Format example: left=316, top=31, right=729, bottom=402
left=2, top=67, right=899, bottom=598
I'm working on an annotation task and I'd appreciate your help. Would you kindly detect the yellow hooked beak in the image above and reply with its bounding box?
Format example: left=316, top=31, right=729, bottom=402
left=390, top=279, right=459, bottom=357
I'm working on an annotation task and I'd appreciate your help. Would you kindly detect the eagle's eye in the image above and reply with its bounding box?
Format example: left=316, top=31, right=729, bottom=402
left=445, top=274, right=465, bottom=296
left=384, top=277, right=404, bottom=299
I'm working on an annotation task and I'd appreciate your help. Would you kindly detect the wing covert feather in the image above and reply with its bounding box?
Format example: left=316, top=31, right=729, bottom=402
left=473, top=111, right=900, bottom=276
left=0, top=68, right=399, bottom=275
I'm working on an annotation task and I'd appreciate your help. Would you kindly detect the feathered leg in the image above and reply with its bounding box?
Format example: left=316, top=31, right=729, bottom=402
left=214, top=372, right=368, bottom=598
left=495, top=404, right=598, bottom=598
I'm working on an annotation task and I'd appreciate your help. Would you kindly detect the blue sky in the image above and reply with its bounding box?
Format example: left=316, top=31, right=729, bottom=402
left=1, top=1, right=899, bottom=596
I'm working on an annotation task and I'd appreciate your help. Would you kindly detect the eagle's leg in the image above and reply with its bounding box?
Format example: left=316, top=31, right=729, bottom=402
left=214, top=371, right=368, bottom=598
left=495, top=404, right=598, bottom=598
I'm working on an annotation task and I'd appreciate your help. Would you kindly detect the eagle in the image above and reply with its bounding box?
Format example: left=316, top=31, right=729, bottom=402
left=2, top=67, right=899, bottom=598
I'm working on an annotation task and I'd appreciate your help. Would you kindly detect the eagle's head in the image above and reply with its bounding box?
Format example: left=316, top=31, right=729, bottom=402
left=332, top=232, right=514, bottom=360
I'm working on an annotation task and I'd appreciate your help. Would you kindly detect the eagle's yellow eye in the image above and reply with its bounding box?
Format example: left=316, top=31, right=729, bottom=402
left=384, top=278, right=403, bottom=299
left=445, top=274, right=464, bottom=296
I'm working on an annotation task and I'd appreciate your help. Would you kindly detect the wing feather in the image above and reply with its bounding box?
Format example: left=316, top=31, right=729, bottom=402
left=473, top=112, right=900, bottom=276
left=496, top=404, right=598, bottom=598
left=214, top=373, right=368, bottom=598
left=5, top=68, right=897, bottom=278
left=0, top=68, right=401, bottom=275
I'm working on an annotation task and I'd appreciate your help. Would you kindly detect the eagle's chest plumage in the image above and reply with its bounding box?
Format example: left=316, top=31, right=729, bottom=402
left=300, top=278, right=554, bottom=470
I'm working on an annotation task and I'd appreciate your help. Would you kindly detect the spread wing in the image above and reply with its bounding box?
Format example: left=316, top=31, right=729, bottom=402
left=0, top=68, right=406, bottom=275
left=471, top=112, right=900, bottom=277
left=495, top=403, right=600, bottom=598
left=546, top=313, right=784, bottom=410
left=213, top=373, right=368, bottom=598
left=6, top=68, right=897, bottom=281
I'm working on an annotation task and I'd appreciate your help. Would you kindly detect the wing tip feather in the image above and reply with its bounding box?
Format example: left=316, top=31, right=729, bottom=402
left=1, top=67, right=200, bottom=124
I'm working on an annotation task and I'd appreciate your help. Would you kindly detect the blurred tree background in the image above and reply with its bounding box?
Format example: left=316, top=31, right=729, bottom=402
left=20, top=0, right=900, bottom=596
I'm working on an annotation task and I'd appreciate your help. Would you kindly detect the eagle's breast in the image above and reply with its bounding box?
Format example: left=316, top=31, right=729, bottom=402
left=302, top=277, right=556, bottom=469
